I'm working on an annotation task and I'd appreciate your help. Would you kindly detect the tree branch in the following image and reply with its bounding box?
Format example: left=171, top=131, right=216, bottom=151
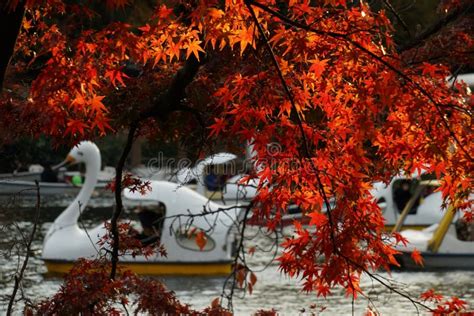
left=245, top=1, right=445, bottom=311
left=140, top=52, right=206, bottom=120
left=245, top=0, right=338, bottom=250
left=381, top=0, right=411, bottom=37
left=110, top=122, right=138, bottom=279
left=398, top=3, right=474, bottom=52
left=7, top=180, right=40, bottom=315
left=110, top=50, right=206, bottom=280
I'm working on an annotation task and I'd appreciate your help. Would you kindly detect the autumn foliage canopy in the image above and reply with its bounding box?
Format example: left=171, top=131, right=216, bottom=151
left=1, top=0, right=473, bottom=314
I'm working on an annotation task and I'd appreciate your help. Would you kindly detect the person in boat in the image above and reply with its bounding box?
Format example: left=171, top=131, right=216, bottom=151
left=135, top=203, right=165, bottom=246
left=455, top=217, right=474, bottom=241
left=40, top=162, right=58, bottom=182
left=204, top=167, right=221, bottom=192
left=394, top=180, right=415, bottom=213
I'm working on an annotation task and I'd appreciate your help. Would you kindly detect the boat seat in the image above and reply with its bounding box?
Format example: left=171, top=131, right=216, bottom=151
left=139, top=234, right=161, bottom=246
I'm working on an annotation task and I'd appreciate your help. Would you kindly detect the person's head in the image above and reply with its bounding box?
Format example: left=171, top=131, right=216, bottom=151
left=136, top=204, right=165, bottom=235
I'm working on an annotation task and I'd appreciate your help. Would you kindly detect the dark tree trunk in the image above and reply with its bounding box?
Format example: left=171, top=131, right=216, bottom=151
left=0, top=1, right=25, bottom=91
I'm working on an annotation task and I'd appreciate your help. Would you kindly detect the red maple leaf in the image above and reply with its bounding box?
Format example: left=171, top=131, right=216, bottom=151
left=307, top=211, right=326, bottom=226
left=411, top=248, right=424, bottom=267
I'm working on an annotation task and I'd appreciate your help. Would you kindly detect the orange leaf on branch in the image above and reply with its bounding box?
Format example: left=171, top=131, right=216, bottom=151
left=184, top=39, right=205, bottom=61
left=307, top=211, right=327, bottom=226
left=195, top=231, right=207, bottom=251
left=411, top=248, right=424, bottom=267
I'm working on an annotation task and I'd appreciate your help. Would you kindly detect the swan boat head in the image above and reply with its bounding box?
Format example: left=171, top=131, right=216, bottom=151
left=42, top=141, right=102, bottom=261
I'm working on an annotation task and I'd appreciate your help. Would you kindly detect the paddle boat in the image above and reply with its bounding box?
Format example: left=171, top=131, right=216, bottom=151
left=143, top=148, right=449, bottom=231
left=0, top=164, right=114, bottom=196
left=42, top=141, right=241, bottom=275
left=171, top=151, right=264, bottom=204
left=239, top=173, right=447, bottom=229
left=0, top=164, right=48, bottom=181
left=143, top=152, right=258, bottom=203
left=387, top=179, right=474, bottom=269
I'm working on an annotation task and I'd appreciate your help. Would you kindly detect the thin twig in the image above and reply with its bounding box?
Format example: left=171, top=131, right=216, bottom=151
left=221, top=202, right=253, bottom=311
left=6, top=180, right=40, bottom=315
left=381, top=0, right=411, bottom=37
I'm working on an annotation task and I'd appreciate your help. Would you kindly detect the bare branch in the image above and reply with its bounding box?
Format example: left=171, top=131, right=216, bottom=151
left=6, top=180, right=40, bottom=315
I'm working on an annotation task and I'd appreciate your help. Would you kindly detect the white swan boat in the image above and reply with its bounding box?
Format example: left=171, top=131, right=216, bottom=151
left=42, top=142, right=241, bottom=276
left=137, top=150, right=449, bottom=232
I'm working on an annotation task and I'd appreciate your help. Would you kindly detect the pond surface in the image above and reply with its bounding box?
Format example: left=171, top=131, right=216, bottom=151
left=0, top=200, right=473, bottom=315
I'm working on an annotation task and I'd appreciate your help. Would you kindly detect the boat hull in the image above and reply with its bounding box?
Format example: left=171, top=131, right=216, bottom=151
left=0, top=180, right=108, bottom=196
left=44, top=259, right=233, bottom=276
left=247, top=214, right=430, bottom=231
left=0, top=171, right=42, bottom=181
left=397, top=252, right=474, bottom=270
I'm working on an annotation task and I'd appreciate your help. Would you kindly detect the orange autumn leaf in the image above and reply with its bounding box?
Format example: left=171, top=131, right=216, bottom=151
left=307, top=212, right=326, bottom=226
left=90, top=95, right=107, bottom=113
left=248, top=246, right=256, bottom=255
left=104, top=69, right=127, bottom=87
left=308, top=58, right=328, bottom=77
left=195, top=231, right=207, bottom=251
left=249, top=272, right=257, bottom=286
left=184, top=39, right=205, bottom=61
left=411, top=248, right=424, bottom=266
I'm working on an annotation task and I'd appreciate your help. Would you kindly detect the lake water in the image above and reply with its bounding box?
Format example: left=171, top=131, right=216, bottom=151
left=0, top=199, right=473, bottom=315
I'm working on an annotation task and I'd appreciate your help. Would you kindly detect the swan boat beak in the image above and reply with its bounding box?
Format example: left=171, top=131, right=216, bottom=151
left=52, top=155, right=76, bottom=170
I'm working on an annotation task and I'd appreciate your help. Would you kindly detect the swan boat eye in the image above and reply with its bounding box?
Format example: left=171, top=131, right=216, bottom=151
left=77, top=152, right=84, bottom=156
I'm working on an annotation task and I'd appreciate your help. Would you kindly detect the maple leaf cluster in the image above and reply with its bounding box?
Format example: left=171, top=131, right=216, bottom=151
left=1, top=0, right=473, bottom=312
left=106, top=172, right=151, bottom=195
left=420, top=289, right=468, bottom=314
left=33, top=219, right=231, bottom=314
left=34, top=257, right=230, bottom=315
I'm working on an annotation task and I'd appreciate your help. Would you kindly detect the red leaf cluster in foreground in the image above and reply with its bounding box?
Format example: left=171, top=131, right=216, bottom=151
left=34, top=258, right=230, bottom=315
left=1, top=0, right=473, bottom=313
